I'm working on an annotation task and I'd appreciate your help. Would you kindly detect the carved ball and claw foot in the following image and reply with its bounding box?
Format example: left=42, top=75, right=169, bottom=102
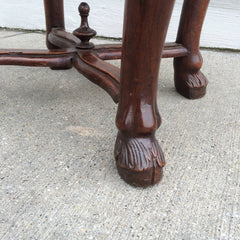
left=114, top=133, right=165, bottom=187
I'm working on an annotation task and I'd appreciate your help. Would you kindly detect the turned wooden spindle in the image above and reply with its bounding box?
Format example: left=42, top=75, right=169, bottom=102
left=73, top=2, right=97, bottom=49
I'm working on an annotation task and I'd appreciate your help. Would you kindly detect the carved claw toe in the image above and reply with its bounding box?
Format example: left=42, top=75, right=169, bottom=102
left=114, top=132, right=165, bottom=187
left=175, top=70, right=208, bottom=99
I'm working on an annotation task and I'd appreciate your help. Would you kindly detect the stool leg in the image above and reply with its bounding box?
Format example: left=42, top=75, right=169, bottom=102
left=44, top=0, right=65, bottom=49
left=114, top=0, right=175, bottom=187
left=174, top=0, right=210, bottom=99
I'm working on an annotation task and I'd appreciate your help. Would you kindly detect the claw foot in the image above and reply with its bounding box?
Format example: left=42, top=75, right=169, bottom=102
left=175, top=70, right=208, bottom=99
left=114, top=132, right=165, bottom=187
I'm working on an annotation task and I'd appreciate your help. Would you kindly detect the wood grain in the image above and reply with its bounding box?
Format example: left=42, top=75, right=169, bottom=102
left=0, top=0, right=211, bottom=187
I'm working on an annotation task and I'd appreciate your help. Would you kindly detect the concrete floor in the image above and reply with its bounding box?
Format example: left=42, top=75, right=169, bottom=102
left=0, top=30, right=239, bottom=240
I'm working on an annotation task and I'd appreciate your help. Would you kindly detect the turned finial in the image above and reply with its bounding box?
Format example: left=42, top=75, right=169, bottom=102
left=73, top=2, right=96, bottom=49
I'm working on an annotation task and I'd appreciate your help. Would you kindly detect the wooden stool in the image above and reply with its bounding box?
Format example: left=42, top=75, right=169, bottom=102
left=0, top=0, right=210, bottom=187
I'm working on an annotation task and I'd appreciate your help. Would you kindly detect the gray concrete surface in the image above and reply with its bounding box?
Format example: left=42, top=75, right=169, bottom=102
left=0, top=30, right=239, bottom=240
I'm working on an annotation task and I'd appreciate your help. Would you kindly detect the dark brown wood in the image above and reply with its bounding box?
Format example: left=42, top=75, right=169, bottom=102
left=115, top=0, right=175, bottom=187
left=80, top=53, right=120, bottom=84
left=163, top=43, right=189, bottom=58
left=73, top=2, right=97, bottom=49
left=48, top=28, right=81, bottom=49
left=95, top=43, right=189, bottom=60
left=0, top=49, right=74, bottom=68
left=174, top=0, right=210, bottom=99
left=0, top=49, right=76, bottom=55
left=73, top=52, right=120, bottom=103
left=0, top=1, right=210, bottom=187
left=44, top=0, right=65, bottom=49
left=94, top=44, right=122, bottom=60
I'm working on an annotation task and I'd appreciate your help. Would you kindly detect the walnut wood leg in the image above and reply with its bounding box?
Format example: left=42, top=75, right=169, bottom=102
left=44, top=0, right=72, bottom=69
left=43, top=0, right=65, bottom=50
left=174, top=0, right=210, bottom=99
left=115, top=0, right=175, bottom=187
